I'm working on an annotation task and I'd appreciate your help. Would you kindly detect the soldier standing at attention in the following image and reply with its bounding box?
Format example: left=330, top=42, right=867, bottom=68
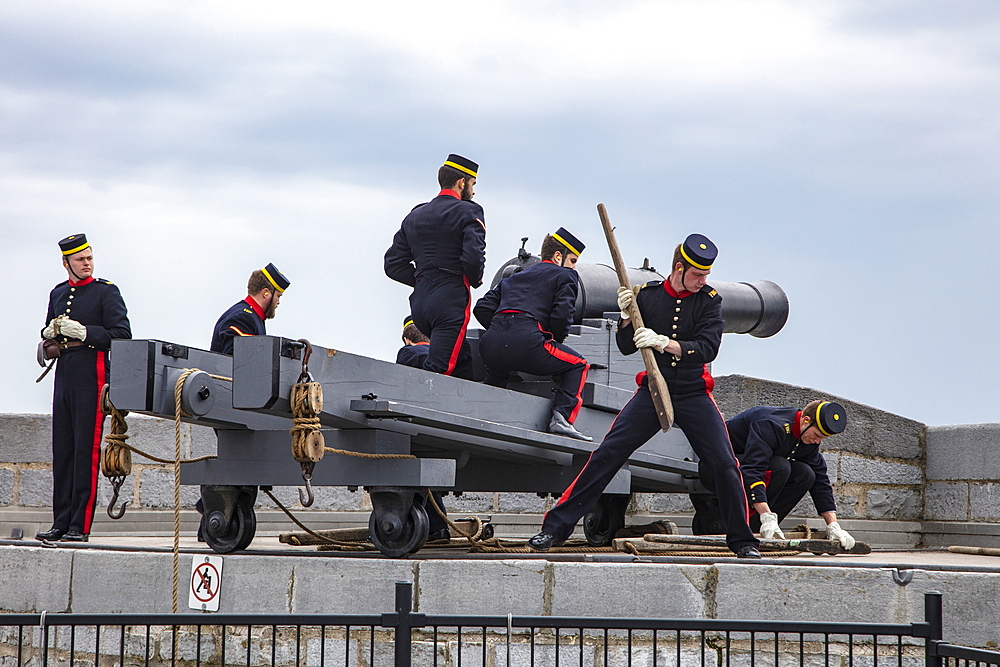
left=473, top=228, right=592, bottom=441
left=527, top=234, right=761, bottom=559
left=210, top=263, right=290, bottom=355
left=719, top=400, right=856, bottom=548
left=384, top=154, right=486, bottom=380
left=36, top=234, right=131, bottom=542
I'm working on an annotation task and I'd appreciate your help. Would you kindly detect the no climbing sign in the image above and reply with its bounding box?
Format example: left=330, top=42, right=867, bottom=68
left=189, top=555, right=224, bottom=611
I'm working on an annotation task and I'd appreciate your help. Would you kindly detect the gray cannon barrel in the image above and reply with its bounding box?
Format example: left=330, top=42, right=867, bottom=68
left=491, top=257, right=789, bottom=338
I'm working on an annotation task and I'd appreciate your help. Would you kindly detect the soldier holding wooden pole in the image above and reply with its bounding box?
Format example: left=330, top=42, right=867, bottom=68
left=528, top=209, right=760, bottom=558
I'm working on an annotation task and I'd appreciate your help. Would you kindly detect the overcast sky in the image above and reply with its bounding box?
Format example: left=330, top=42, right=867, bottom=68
left=5, top=0, right=999, bottom=426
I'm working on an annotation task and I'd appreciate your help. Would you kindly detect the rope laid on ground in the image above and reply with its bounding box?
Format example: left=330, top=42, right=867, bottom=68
left=263, top=489, right=375, bottom=550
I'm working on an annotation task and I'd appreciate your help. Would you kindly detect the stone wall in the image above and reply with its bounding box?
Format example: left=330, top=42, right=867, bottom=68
left=0, top=414, right=552, bottom=517
left=925, top=423, right=1000, bottom=522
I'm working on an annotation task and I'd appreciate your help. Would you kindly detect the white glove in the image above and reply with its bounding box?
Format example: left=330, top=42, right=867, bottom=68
left=59, top=318, right=87, bottom=341
left=617, top=286, right=634, bottom=319
left=43, top=318, right=60, bottom=339
left=633, top=327, right=670, bottom=353
left=826, top=521, right=856, bottom=550
left=758, top=512, right=785, bottom=540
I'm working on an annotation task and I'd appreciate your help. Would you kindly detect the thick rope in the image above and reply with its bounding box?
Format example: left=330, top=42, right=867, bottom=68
left=425, top=490, right=485, bottom=543
left=263, top=489, right=375, bottom=550
left=325, top=447, right=415, bottom=459
left=171, top=369, right=198, bottom=613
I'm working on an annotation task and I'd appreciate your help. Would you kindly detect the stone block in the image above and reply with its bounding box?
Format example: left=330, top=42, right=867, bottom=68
left=158, top=629, right=218, bottom=661
left=924, top=483, right=968, bottom=521
left=0, top=414, right=53, bottom=463
left=138, top=469, right=200, bottom=507
left=497, top=492, right=547, bottom=513
left=904, top=571, right=1000, bottom=646
left=551, top=563, right=710, bottom=618
left=631, top=492, right=693, bottom=513
left=125, top=415, right=200, bottom=463
left=865, top=489, right=921, bottom=520
left=18, top=469, right=53, bottom=506
left=210, top=553, right=295, bottom=614
left=0, top=546, right=73, bottom=612
left=714, top=564, right=899, bottom=622
left=70, top=549, right=189, bottom=613
left=189, top=424, right=218, bottom=458
left=306, top=637, right=361, bottom=667
left=824, top=452, right=840, bottom=484
left=927, top=423, right=1000, bottom=481
left=970, top=483, right=1000, bottom=522
left=714, top=376, right=924, bottom=460
left=497, top=642, right=596, bottom=667
left=369, top=640, right=445, bottom=667
left=834, top=495, right=859, bottom=518
left=839, top=456, right=922, bottom=485
left=0, top=467, right=14, bottom=505
left=97, top=472, right=135, bottom=508
left=418, top=560, right=545, bottom=615
left=291, top=559, right=413, bottom=614
left=446, top=492, right=495, bottom=513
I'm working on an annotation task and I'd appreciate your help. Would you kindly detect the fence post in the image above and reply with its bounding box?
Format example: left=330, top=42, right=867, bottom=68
left=394, top=581, right=413, bottom=667
left=924, top=591, right=943, bottom=667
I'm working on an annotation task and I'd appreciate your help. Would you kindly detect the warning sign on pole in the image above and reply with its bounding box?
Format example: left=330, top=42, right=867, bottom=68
left=189, top=555, right=224, bottom=612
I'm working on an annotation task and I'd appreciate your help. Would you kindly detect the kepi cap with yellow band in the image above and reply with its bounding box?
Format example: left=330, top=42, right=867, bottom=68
left=443, top=154, right=478, bottom=179
left=813, top=401, right=848, bottom=437
left=59, top=234, right=90, bottom=256
left=679, top=233, right=718, bottom=270
left=551, top=227, right=585, bottom=257
left=261, top=263, right=290, bottom=293
left=402, top=315, right=416, bottom=330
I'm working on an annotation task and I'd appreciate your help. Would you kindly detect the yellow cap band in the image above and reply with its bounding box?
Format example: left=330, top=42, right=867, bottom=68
left=551, top=232, right=581, bottom=257
left=444, top=160, right=477, bottom=178
left=750, top=481, right=766, bottom=489
left=814, top=401, right=833, bottom=436
left=403, top=319, right=415, bottom=329
left=62, top=241, right=90, bottom=256
left=261, top=266, right=285, bottom=293
left=679, top=244, right=712, bottom=270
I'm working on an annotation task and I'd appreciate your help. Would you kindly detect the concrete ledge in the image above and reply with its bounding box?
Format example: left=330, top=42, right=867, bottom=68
left=3, top=545, right=1000, bottom=646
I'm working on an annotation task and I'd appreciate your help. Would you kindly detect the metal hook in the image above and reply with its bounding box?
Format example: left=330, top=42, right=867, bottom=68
left=107, top=476, right=127, bottom=519
left=298, top=462, right=315, bottom=507
left=296, top=338, right=315, bottom=383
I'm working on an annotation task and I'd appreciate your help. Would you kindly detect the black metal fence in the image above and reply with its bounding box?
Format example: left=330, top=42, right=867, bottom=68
left=1, top=583, right=997, bottom=667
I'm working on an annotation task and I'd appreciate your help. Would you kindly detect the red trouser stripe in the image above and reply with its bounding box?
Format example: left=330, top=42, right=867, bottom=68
left=548, top=386, right=638, bottom=515
left=444, top=276, right=472, bottom=376
left=83, top=353, right=107, bottom=534
left=541, top=337, right=589, bottom=423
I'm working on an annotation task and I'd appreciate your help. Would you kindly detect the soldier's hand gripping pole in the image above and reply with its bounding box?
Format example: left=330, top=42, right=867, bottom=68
left=598, top=203, right=674, bottom=432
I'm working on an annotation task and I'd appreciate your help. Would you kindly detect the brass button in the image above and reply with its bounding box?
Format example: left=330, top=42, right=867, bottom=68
left=675, top=308, right=681, bottom=312
left=70, top=288, right=75, bottom=292
left=671, top=362, right=677, bottom=367
left=65, top=309, right=71, bottom=313
left=671, top=334, right=677, bottom=338
left=672, top=325, right=678, bottom=329
left=673, top=316, right=678, bottom=321
left=676, top=299, right=682, bottom=304
left=66, top=301, right=72, bottom=306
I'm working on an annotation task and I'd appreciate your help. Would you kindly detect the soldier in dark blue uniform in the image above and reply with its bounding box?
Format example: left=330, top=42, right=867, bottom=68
left=36, top=234, right=131, bottom=542
left=384, top=154, right=486, bottom=380
left=210, top=263, right=290, bottom=355
left=473, top=228, right=592, bottom=441
left=719, top=400, right=856, bottom=548
left=528, top=234, right=761, bottom=558
left=395, top=315, right=431, bottom=368
left=393, top=315, right=450, bottom=540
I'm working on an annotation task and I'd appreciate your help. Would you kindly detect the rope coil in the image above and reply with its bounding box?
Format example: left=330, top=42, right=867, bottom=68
left=290, top=382, right=325, bottom=463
